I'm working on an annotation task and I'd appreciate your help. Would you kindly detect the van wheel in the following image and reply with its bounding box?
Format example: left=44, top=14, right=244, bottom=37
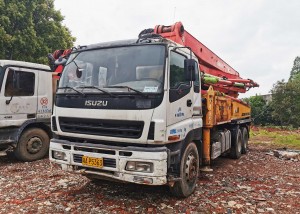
left=230, top=127, right=242, bottom=159
left=170, top=142, right=199, bottom=198
left=241, top=127, right=249, bottom=154
left=14, top=128, right=50, bottom=162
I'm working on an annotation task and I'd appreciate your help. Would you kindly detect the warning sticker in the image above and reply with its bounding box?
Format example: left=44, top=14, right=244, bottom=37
left=40, top=97, right=48, bottom=106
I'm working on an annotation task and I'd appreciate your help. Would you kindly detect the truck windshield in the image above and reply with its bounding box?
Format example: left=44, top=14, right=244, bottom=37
left=58, top=45, right=165, bottom=95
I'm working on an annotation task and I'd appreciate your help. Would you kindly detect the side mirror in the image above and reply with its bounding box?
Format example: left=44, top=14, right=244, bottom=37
left=76, top=68, right=83, bottom=78
left=184, top=59, right=196, bottom=81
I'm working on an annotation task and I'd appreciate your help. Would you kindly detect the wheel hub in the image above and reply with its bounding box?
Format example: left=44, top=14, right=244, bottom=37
left=26, top=137, right=43, bottom=154
left=185, top=152, right=197, bottom=182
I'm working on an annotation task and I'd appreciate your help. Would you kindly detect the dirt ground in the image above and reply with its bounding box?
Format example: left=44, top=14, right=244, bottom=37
left=0, top=142, right=299, bottom=214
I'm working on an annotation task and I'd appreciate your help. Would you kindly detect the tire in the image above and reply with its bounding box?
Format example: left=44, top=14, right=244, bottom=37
left=230, top=126, right=242, bottom=159
left=170, top=142, right=199, bottom=198
left=14, top=128, right=50, bottom=162
left=241, top=127, right=249, bottom=154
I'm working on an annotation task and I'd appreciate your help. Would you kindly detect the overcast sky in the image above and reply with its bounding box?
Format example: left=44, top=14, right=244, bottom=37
left=54, top=0, right=300, bottom=98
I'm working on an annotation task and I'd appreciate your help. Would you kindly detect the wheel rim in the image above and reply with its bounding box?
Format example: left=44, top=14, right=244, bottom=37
left=26, top=137, right=43, bottom=154
left=185, top=152, right=198, bottom=184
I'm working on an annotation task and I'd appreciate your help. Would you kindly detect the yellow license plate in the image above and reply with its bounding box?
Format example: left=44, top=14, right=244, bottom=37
left=82, top=156, right=103, bottom=168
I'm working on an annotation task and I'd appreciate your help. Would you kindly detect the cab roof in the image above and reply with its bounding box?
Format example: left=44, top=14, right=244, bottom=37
left=0, top=60, right=50, bottom=71
left=74, top=38, right=173, bottom=53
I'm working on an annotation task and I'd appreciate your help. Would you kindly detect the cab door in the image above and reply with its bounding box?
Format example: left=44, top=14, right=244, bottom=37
left=0, top=67, right=38, bottom=127
left=166, top=49, right=202, bottom=140
left=167, top=50, right=194, bottom=126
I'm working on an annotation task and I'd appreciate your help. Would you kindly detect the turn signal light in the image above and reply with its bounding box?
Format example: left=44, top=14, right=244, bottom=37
left=168, top=135, right=180, bottom=141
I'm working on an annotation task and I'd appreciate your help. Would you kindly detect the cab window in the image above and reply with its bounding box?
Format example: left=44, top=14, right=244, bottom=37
left=169, top=51, right=190, bottom=88
left=5, top=70, right=35, bottom=97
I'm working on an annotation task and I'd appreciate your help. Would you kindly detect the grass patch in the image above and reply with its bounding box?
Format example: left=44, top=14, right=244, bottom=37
left=250, top=128, right=300, bottom=149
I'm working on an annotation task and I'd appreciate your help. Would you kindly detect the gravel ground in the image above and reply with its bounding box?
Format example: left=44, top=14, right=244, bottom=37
left=0, top=143, right=299, bottom=214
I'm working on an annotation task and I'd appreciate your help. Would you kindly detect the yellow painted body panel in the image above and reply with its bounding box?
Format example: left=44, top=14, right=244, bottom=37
left=201, top=86, right=251, bottom=167
left=203, top=86, right=251, bottom=128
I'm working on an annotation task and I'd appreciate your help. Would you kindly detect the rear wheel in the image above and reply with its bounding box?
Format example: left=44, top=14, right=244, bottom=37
left=230, top=126, right=242, bottom=159
left=170, top=142, right=199, bottom=198
left=14, top=128, right=50, bottom=162
left=241, top=127, right=249, bottom=154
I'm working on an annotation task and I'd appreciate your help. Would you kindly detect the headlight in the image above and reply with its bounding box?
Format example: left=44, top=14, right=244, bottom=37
left=126, top=162, right=136, bottom=171
left=125, top=161, right=153, bottom=173
left=52, top=151, right=67, bottom=161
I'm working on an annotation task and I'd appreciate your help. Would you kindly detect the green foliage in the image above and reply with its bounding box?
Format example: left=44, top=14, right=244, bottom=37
left=270, top=74, right=300, bottom=128
left=247, top=95, right=274, bottom=125
left=0, top=0, right=75, bottom=64
left=289, top=56, right=300, bottom=81
left=248, top=56, right=300, bottom=128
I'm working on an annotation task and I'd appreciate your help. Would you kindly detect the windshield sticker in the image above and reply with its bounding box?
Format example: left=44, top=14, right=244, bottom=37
left=143, top=86, right=158, bottom=92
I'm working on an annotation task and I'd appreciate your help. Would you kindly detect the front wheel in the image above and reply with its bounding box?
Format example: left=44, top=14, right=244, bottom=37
left=170, top=142, right=199, bottom=198
left=14, top=128, right=50, bottom=162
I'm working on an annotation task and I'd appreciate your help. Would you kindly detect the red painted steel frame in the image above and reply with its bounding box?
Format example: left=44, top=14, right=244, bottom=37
left=154, top=22, right=258, bottom=96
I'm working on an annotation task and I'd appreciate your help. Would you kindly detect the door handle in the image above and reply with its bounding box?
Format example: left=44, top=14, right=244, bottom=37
left=187, top=99, right=192, bottom=107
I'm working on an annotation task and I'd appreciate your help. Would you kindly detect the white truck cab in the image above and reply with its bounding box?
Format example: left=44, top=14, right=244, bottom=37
left=0, top=60, right=53, bottom=161
left=49, top=39, right=203, bottom=196
left=49, top=23, right=254, bottom=197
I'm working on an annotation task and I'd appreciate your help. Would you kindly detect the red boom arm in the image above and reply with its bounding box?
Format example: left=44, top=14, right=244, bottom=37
left=154, top=22, right=258, bottom=97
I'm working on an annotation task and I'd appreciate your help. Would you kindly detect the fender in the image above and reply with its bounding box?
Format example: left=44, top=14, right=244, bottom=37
left=166, top=127, right=202, bottom=176
left=0, top=119, right=51, bottom=147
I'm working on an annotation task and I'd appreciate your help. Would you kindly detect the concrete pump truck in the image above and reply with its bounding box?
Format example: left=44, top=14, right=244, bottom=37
left=49, top=22, right=258, bottom=197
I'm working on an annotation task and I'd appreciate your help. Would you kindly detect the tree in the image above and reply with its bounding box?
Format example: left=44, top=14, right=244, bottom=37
left=246, top=95, right=274, bottom=126
left=246, top=57, right=300, bottom=128
left=0, top=0, right=75, bottom=64
left=270, top=58, right=300, bottom=128
left=289, top=56, right=300, bottom=81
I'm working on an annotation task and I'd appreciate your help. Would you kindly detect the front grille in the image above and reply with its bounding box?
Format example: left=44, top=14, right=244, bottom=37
left=59, top=117, right=144, bottom=139
left=73, top=154, right=116, bottom=168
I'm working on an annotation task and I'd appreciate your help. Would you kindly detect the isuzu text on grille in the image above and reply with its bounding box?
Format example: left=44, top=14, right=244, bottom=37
left=85, top=100, right=108, bottom=106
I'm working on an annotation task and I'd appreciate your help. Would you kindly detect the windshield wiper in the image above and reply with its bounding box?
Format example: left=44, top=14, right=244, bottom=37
left=106, top=86, right=148, bottom=97
left=78, top=86, right=117, bottom=98
left=58, top=86, right=86, bottom=96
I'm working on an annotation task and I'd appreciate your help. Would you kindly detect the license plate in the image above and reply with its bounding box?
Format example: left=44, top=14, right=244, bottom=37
left=82, top=156, right=103, bottom=168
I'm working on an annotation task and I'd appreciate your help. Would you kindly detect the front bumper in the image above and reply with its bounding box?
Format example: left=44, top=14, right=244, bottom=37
left=49, top=139, right=168, bottom=185
left=0, top=127, right=19, bottom=150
